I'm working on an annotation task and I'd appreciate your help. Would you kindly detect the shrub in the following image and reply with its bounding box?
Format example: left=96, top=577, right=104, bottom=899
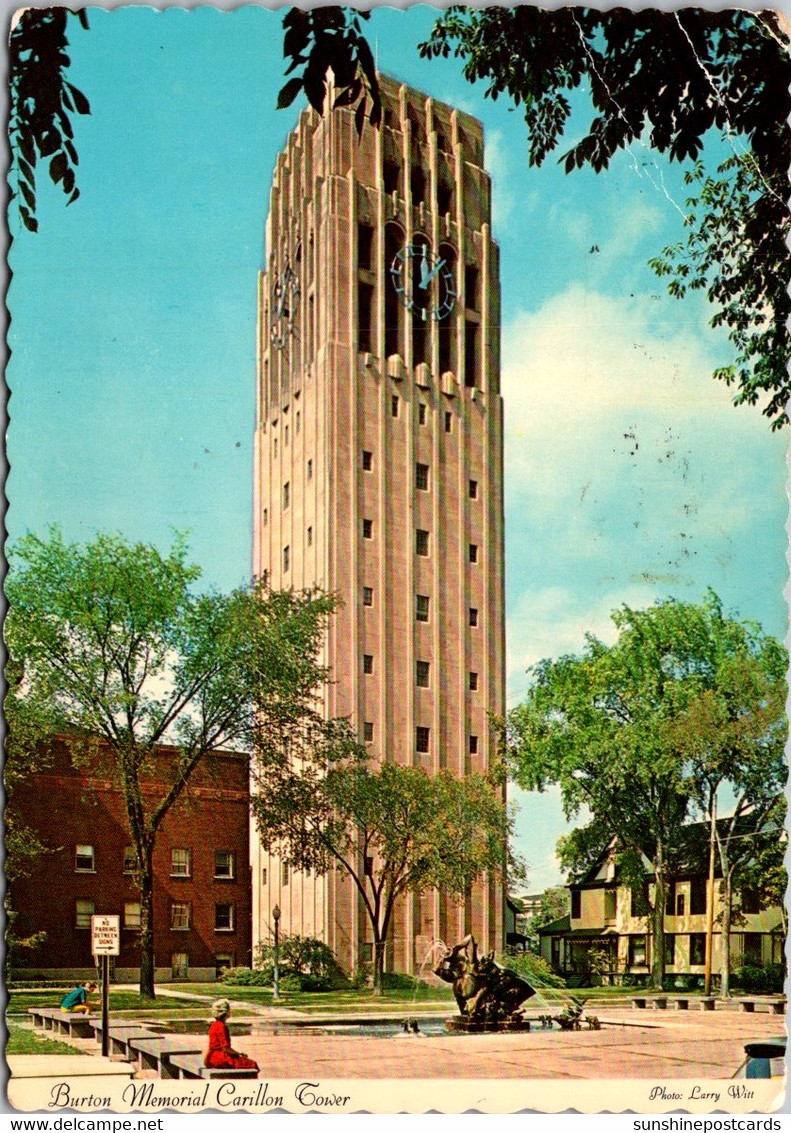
left=497, top=951, right=566, bottom=989
left=731, top=962, right=785, bottom=994
left=221, top=966, right=270, bottom=987
left=381, top=971, right=429, bottom=992
left=249, top=934, right=347, bottom=992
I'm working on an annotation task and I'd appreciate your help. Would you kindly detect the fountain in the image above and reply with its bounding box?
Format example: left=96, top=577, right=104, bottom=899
left=433, top=934, right=536, bottom=1033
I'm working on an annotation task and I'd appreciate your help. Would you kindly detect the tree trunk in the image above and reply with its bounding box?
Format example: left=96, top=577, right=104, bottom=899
left=720, top=874, right=732, bottom=999
left=650, top=865, right=666, bottom=990
left=372, top=936, right=386, bottom=996
left=139, top=843, right=155, bottom=999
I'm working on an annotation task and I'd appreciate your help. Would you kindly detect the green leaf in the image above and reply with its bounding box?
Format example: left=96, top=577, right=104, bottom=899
left=277, top=77, right=304, bottom=110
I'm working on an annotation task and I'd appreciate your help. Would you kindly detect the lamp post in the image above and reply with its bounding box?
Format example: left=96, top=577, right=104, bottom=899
left=272, top=905, right=281, bottom=1001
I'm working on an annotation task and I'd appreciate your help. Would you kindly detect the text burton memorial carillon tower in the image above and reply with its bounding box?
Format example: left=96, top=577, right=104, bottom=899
left=252, top=74, right=505, bottom=975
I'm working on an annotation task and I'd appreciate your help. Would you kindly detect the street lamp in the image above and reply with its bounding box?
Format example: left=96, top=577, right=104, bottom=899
left=272, top=905, right=281, bottom=1001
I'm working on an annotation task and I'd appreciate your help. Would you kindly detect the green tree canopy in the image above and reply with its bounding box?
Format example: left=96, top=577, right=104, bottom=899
left=251, top=741, right=514, bottom=992
left=6, top=528, right=336, bottom=996
left=503, top=592, right=786, bottom=988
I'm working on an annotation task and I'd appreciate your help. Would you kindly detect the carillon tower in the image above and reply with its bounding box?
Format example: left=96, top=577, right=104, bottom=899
left=252, top=74, right=505, bottom=974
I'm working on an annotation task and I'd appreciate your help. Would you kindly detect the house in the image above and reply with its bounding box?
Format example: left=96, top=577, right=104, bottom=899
left=9, top=736, right=252, bottom=983
left=537, top=823, right=784, bottom=986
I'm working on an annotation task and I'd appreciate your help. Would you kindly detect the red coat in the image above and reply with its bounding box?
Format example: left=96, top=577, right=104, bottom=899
left=204, top=1019, right=258, bottom=1071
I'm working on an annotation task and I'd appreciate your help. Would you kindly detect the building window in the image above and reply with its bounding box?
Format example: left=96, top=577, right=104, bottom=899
left=307, top=526, right=313, bottom=547
left=416, top=462, right=429, bottom=491
left=274, top=437, right=278, bottom=457
left=215, top=904, right=235, bottom=932
left=363, top=586, right=373, bottom=607
left=469, top=543, right=478, bottom=563
left=465, top=264, right=479, bottom=310
left=76, top=899, right=94, bottom=929
left=364, top=856, right=374, bottom=878
left=690, top=877, right=707, bottom=916
left=604, top=888, right=617, bottom=924
left=469, top=671, right=478, bottom=691
left=214, top=851, right=235, bottom=880
left=261, top=867, right=268, bottom=886
left=363, top=518, right=373, bottom=539
left=690, top=932, right=706, bottom=966
left=307, top=458, right=313, bottom=479
left=281, top=861, right=289, bottom=886
left=124, top=902, right=142, bottom=930
left=744, top=932, right=763, bottom=963
left=363, top=450, right=373, bottom=471
left=358, top=223, right=375, bottom=270
left=629, top=935, right=647, bottom=967
left=664, top=934, right=676, bottom=966
left=416, top=594, right=430, bottom=623
left=75, top=844, right=95, bottom=873
left=419, top=403, right=427, bottom=425
left=283, top=481, right=290, bottom=509
left=296, top=411, right=300, bottom=435
left=416, top=529, right=429, bottom=556
left=665, top=884, right=675, bottom=917
left=465, top=320, right=479, bottom=387
left=570, top=890, right=581, bottom=920
left=363, top=653, right=374, bottom=674
left=123, top=846, right=137, bottom=874
left=171, top=902, right=191, bottom=931
left=171, top=848, right=191, bottom=878
left=630, top=883, right=650, bottom=917
left=416, top=726, right=430, bottom=753
left=469, top=607, right=479, bottom=627
left=363, top=721, right=374, bottom=743
left=263, top=507, right=268, bottom=527
left=445, top=411, right=452, bottom=433
left=469, top=479, right=478, bottom=499
left=416, top=660, right=430, bottom=687
left=285, top=425, right=289, bottom=446
left=391, top=395, right=399, bottom=417
left=171, top=953, right=189, bottom=979
left=469, top=735, right=478, bottom=755
left=358, top=281, right=374, bottom=354
left=383, top=160, right=400, bottom=195
left=215, top=954, right=234, bottom=979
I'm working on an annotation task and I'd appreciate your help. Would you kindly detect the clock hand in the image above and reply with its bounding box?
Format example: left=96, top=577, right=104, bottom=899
left=420, top=258, right=447, bottom=289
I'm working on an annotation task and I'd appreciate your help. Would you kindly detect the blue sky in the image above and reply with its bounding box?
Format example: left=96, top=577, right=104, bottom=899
left=8, top=4, right=788, bottom=889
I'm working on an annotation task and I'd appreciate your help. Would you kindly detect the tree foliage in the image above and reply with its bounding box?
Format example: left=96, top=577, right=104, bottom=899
left=6, top=528, right=336, bottom=996
left=504, top=592, right=786, bottom=988
left=9, top=8, right=91, bottom=232
left=420, top=7, right=790, bottom=427
left=278, top=8, right=380, bottom=135
left=252, top=741, right=513, bottom=993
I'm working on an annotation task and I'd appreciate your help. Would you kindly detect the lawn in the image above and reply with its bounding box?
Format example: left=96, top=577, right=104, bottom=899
left=6, top=1022, right=78, bottom=1056
left=175, top=981, right=455, bottom=1014
left=6, top=988, right=206, bottom=1016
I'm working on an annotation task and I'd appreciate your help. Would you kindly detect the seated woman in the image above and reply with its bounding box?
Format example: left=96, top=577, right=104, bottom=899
left=204, top=999, right=259, bottom=1072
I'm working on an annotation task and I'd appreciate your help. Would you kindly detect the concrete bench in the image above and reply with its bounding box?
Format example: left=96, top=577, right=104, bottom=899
left=167, top=1052, right=258, bottom=1080
left=28, top=1007, right=98, bottom=1038
left=740, top=998, right=786, bottom=1015
left=94, top=1023, right=158, bottom=1057
left=700, top=997, right=715, bottom=1011
left=674, top=998, right=689, bottom=1010
left=127, top=1035, right=203, bottom=1076
left=632, top=997, right=648, bottom=1009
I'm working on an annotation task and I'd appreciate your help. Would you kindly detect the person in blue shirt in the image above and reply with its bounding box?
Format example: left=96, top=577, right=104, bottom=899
left=60, top=981, right=97, bottom=1014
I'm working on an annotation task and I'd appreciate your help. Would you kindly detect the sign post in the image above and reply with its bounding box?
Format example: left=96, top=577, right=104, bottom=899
left=91, top=915, right=120, bottom=1058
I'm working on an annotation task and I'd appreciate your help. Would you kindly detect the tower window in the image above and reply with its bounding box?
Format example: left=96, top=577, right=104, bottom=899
left=307, top=526, right=313, bottom=547
left=363, top=450, right=373, bottom=471
left=263, top=508, right=268, bottom=527
left=285, top=425, right=289, bottom=446
left=416, top=463, right=429, bottom=491
left=416, top=726, right=430, bottom=753
left=283, top=546, right=290, bottom=572
left=469, top=671, right=478, bottom=691
left=437, top=178, right=453, bottom=216
left=363, top=586, right=373, bottom=607
left=419, top=403, right=427, bottom=425
left=469, top=607, right=478, bottom=627
left=465, top=264, right=479, bottom=311
left=296, top=411, right=300, bottom=434
left=307, top=458, right=313, bottom=479
left=283, top=482, right=290, bottom=509
left=410, top=166, right=426, bottom=207
left=469, top=543, right=478, bottom=564
left=416, top=594, right=430, bottom=623
left=363, top=721, right=374, bottom=743
left=383, top=160, right=400, bottom=196
left=358, top=223, right=375, bottom=271
left=363, top=654, right=374, bottom=675
left=358, top=281, right=374, bottom=354
left=416, top=529, right=429, bottom=556
left=444, top=412, right=452, bottom=433
left=391, top=395, right=399, bottom=418
left=363, top=518, right=373, bottom=539
left=469, top=479, right=478, bottom=499
left=469, top=735, right=479, bottom=755
left=465, top=320, right=479, bottom=388
left=416, top=660, right=430, bottom=687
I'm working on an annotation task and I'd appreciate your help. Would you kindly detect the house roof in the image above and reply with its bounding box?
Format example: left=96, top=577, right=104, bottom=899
left=537, top=914, right=570, bottom=936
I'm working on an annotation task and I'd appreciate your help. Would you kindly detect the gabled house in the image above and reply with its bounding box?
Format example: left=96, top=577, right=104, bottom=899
left=537, top=822, right=784, bottom=987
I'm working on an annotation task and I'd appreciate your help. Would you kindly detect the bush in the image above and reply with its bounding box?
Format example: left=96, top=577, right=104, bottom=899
left=248, top=934, right=347, bottom=992
left=221, top=966, right=270, bottom=987
left=730, top=962, right=785, bottom=994
left=381, top=971, right=429, bottom=992
left=497, top=951, right=566, bottom=989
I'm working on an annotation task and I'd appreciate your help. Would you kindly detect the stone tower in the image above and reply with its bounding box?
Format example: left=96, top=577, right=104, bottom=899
left=252, top=75, right=504, bottom=975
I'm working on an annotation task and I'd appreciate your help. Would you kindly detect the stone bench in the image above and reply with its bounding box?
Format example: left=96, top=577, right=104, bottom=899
left=27, top=1007, right=98, bottom=1038
left=632, top=997, right=648, bottom=1009
left=167, top=1052, right=258, bottom=1080
left=740, top=998, right=786, bottom=1015
left=94, top=1023, right=158, bottom=1057
left=127, top=1035, right=204, bottom=1077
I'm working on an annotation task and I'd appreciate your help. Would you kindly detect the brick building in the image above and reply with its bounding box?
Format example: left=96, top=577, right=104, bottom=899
left=9, top=736, right=252, bottom=983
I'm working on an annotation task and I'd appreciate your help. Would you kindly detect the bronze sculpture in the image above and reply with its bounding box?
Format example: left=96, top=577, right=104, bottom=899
left=434, top=934, right=536, bottom=1028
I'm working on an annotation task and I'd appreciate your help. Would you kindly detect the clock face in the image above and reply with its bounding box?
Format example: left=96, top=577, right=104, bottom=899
left=270, top=263, right=299, bottom=349
left=390, top=241, right=456, bottom=321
